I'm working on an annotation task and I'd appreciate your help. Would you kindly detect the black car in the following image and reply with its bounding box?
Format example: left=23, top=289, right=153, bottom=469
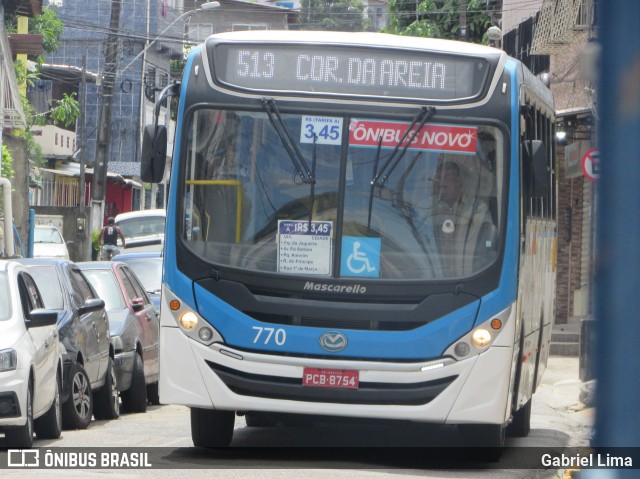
left=19, top=259, right=120, bottom=429
left=78, top=261, right=160, bottom=413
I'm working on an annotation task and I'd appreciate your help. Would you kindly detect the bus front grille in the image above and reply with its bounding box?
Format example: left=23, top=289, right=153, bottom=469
left=206, top=361, right=457, bottom=406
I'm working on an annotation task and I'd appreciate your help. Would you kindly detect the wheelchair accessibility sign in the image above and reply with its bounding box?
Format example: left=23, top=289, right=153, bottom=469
left=340, top=236, right=381, bottom=278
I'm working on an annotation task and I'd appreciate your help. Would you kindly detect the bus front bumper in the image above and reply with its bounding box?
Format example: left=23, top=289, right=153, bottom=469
left=158, top=325, right=514, bottom=426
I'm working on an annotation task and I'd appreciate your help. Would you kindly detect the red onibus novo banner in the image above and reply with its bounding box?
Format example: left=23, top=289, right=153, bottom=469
left=349, top=119, right=477, bottom=154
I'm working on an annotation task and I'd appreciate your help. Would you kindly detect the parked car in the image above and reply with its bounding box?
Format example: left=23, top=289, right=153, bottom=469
left=77, top=261, right=160, bottom=413
left=114, top=209, right=165, bottom=253
left=18, top=259, right=119, bottom=429
left=0, top=260, right=64, bottom=447
left=33, top=224, right=70, bottom=259
left=112, top=252, right=163, bottom=312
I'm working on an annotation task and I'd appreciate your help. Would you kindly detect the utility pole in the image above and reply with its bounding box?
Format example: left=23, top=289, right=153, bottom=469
left=91, top=0, right=122, bottom=233
left=459, top=0, right=468, bottom=41
left=78, top=55, right=89, bottom=259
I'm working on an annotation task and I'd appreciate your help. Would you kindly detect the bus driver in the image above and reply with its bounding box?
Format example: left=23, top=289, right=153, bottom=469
left=429, top=161, right=495, bottom=277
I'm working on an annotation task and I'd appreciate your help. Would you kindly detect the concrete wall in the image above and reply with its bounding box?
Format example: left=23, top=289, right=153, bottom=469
left=4, top=134, right=30, bottom=256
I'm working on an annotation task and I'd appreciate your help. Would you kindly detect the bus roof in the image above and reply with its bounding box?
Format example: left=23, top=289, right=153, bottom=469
left=209, top=30, right=505, bottom=57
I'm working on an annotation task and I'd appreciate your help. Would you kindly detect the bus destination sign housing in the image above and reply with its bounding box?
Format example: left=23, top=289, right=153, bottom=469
left=210, top=42, right=492, bottom=102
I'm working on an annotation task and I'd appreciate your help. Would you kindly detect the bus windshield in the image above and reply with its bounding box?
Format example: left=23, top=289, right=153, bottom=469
left=181, top=108, right=503, bottom=280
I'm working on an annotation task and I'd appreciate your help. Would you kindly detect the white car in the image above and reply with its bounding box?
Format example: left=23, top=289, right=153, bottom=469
left=33, top=225, right=70, bottom=259
left=115, top=209, right=165, bottom=253
left=0, top=260, right=65, bottom=447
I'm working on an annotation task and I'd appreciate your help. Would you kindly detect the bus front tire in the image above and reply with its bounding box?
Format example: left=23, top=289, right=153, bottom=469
left=507, top=398, right=532, bottom=437
left=459, top=424, right=505, bottom=461
left=190, top=407, right=235, bottom=448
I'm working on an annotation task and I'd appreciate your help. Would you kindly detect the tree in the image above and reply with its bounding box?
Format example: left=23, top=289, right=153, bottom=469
left=298, top=0, right=372, bottom=31
left=386, top=0, right=496, bottom=44
left=6, top=8, right=80, bottom=128
left=31, top=7, right=64, bottom=57
left=1, top=145, right=15, bottom=180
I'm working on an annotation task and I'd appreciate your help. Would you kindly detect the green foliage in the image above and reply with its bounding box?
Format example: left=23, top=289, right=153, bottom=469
left=91, top=229, right=101, bottom=259
left=386, top=0, right=495, bottom=44
left=1, top=145, right=15, bottom=180
left=299, top=0, right=371, bottom=31
left=32, top=7, right=64, bottom=54
left=170, top=45, right=194, bottom=81
left=49, top=93, right=80, bottom=128
left=12, top=95, right=44, bottom=167
left=13, top=59, right=40, bottom=88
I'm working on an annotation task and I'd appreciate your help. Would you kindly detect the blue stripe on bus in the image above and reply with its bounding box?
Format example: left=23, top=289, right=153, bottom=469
left=193, top=281, right=480, bottom=359
left=164, top=47, right=200, bottom=312
left=474, top=59, right=521, bottom=326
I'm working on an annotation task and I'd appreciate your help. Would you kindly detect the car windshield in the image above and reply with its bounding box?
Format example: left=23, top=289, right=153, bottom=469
left=81, top=269, right=126, bottom=311
left=0, top=273, right=10, bottom=320
left=117, top=217, right=165, bottom=239
left=26, top=266, right=65, bottom=310
left=180, top=108, right=503, bottom=280
left=34, top=227, right=63, bottom=244
left=119, top=257, right=162, bottom=293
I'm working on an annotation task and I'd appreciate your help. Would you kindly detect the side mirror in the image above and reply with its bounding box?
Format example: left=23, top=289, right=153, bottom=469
left=141, top=124, right=167, bottom=183
left=523, top=139, right=550, bottom=197
left=78, top=298, right=105, bottom=315
left=131, top=297, right=145, bottom=312
left=26, top=309, right=59, bottom=328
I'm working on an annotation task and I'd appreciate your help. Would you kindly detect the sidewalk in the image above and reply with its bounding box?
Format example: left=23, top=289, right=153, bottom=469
left=527, top=356, right=594, bottom=447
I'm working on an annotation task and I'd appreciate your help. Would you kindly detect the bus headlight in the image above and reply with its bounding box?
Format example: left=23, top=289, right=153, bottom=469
left=471, top=329, right=492, bottom=348
left=179, top=311, right=199, bottom=330
left=164, top=285, right=225, bottom=346
left=443, top=305, right=513, bottom=359
left=198, top=327, right=214, bottom=342
left=454, top=342, right=471, bottom=357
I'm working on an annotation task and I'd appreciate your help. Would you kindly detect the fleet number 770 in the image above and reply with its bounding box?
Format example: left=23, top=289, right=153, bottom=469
left=252, top=326, right=286, bottom=346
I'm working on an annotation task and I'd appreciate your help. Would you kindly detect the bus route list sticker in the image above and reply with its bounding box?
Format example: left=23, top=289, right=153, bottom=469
left=278, top=220, right=333, bottom=275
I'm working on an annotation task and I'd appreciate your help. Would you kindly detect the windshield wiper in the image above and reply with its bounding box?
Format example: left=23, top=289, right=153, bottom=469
left=367, top=136, right=384, bottom=233
left=367, top=106, right=436, bottom=231
left=261, top=98, right=315, bottom=184
left=371, top=106, right=437, bottom=187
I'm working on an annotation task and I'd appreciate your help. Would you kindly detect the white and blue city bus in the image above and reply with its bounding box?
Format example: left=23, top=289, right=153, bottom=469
left=142, top=31, right=557, bottom=450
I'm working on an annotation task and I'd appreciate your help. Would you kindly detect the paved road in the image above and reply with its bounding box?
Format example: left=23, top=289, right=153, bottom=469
left=1, top=357, right=593, bottom=478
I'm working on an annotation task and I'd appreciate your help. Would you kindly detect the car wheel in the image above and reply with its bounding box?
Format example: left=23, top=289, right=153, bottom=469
left=146, top=382, right=160, bottom=406
left=62, top=363, right=93, bottom=430
left=190, top=408, right=235, bottom=448
left=35, top=373, right=62, bottom=439
left=121, top=352, right=147, bottom=413
left=5, top=384, right=34, bottom=447
left=94, top=357, right=120, bottom=420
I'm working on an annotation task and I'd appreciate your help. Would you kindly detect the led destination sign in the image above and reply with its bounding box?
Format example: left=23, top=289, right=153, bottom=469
left=213, top=44, right=491, bottom=101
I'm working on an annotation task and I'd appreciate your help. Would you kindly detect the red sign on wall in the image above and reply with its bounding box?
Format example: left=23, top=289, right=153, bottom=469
left=581, top=147, right=600, bottom=182
left=349, top=119, right=477, bottom=154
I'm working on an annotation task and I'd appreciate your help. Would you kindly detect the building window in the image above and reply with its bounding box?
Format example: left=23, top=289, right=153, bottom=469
left=186, top=24, right=214, bottom=42
left=158, top=72, right=169, bottom=89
